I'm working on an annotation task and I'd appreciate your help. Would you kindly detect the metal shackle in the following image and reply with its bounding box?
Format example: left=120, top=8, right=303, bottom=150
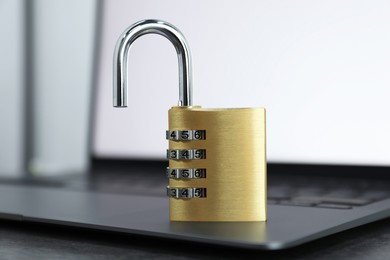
left=113, top=19, right=193, bottom=107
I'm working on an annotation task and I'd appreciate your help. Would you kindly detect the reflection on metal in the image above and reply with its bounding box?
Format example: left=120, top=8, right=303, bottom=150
left=113, top=19, right=192, bottom=107
left=170, top=221, right=266, bottom=242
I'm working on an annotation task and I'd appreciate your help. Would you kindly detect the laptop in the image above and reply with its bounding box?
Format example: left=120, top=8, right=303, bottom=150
left=0, top=0, right=389, bottom=250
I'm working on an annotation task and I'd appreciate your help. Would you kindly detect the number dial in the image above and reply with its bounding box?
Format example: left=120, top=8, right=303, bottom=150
left=166, top=130, right=206, bottom=140
left=166, top=167, right=206, bottom=179
left=167, top=149, right=206, bottom=160
left=167, top=187, right=207, bottom=199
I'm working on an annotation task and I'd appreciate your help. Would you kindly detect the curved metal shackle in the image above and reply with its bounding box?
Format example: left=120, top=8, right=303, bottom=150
left=113, top=19, right=193, bottom=107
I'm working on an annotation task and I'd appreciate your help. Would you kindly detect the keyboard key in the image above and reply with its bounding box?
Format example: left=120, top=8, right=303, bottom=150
left=292, top=196, right=371, bottom=206
left=279, top=200, right=316, bottom=207
left=360, top=190, right=390, bottom=200
left=317, top=203, right=352, bottom=210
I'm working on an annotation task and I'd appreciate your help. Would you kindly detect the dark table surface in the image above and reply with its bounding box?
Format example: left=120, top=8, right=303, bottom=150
left=1, top=161, right=389, bottom=260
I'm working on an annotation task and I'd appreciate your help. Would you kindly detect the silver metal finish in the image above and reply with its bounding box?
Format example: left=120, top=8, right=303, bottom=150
left=166, top=167, right=206, bottom=179
left=167, top=187, right=207, bottom=199
left=166, top=130, right=206, bottom=140
left=179, top=149, right=193, bottom=160
left=113, top=19, right=193, bottom=107
left=167, top=149, right=206, bottom=160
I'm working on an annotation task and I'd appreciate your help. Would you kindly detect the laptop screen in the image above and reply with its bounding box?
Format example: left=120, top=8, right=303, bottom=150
left=93, top=0, right=390, bottom=167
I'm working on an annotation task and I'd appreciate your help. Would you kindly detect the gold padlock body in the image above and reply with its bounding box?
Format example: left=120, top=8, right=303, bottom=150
left=168, top=106, right=267, bottom=222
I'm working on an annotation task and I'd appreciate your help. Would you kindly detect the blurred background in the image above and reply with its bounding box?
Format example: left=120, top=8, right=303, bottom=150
left=0, top=0, right=97, bottom=177
left=1, top=0, right=389, bottom=178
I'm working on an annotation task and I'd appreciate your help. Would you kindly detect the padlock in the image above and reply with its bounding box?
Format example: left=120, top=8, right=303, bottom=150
left=113, top=20, right=266, bottom=222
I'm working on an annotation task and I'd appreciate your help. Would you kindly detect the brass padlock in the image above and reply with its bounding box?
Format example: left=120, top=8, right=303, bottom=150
left=113, top=20, right=266, bottom=222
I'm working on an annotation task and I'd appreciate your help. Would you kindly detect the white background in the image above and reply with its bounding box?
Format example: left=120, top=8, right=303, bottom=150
left=0, top=0, right=25, bottom=175
left=0, top=0, right=97, bottom=176
left=94, top=0, right=390, bottom=166
left=30, top=0, right=96, bottom=175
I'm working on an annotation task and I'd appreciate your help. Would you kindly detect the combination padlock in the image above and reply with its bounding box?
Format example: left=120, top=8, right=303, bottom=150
left=114, top=20, right=266, bottom=222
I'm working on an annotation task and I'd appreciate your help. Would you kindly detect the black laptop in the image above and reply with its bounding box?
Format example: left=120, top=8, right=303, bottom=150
left=0, top=0, right=389, bottom=250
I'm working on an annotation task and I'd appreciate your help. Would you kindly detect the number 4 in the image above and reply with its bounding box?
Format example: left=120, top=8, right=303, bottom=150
left=170, top=131, right=177, bottom=140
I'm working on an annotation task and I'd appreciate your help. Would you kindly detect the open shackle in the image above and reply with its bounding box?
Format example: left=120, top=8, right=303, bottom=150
left=113, top=19, right=193, bottom=107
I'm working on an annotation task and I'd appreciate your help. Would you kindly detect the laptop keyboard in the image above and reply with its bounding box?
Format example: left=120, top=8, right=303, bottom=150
left=5, top=167, right=388, bottom=210
left=71, top=170, right=390, bottom=210
left=267, top=174, right=390, bottom=209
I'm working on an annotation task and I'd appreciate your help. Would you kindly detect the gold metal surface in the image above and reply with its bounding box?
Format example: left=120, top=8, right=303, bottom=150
left=168, top=106, right=267, bottom=222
